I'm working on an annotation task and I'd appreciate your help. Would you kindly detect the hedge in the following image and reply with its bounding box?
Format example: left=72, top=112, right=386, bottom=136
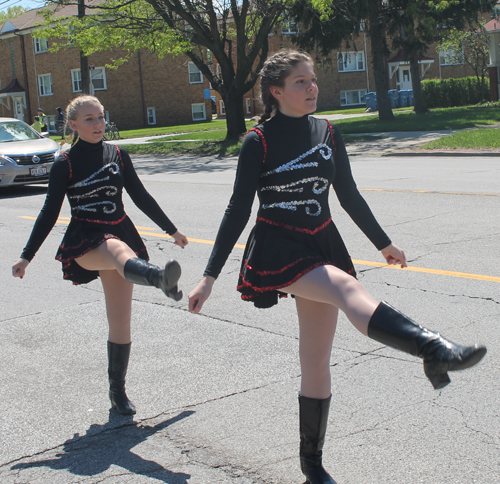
left=421, top=77, right=490, bottom=108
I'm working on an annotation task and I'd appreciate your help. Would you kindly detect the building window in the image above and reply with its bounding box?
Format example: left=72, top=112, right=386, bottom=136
left=192, top=103, right=206, bottom=121
left=338, top=52, right=365, bottom=72
left=71, top=67, right=107, bottom=91
left=439, top=48, right=464, bottom=66
left=71, top=69, right=82, bottom=92
left=340, top=89, right=367, bottom=106
left=281, top=19, right=298, bottom=34
left=245, top=98, right=251, bottom=114
left=147, top=107, right=156, bottom=125
left=91, top=67, right=107, bottom=90
left=47, top=115, right=56, bottom=132
left=188, top=62, right=203, bottom=84
left=38, top=74, right=53, bottom=96
left=34, top=38, right=49, bottom=53
left=219, top=100, right=226, bottom=115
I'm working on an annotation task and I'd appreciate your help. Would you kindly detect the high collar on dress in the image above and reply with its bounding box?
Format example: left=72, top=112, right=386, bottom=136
left=73, top=138, right=103, bottom=152
left=273, top=109, right=310, bottom=128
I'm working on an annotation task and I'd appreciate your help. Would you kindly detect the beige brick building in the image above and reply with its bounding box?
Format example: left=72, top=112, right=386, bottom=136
left=0, top=3, right=490, bottom=128
left=0, top=3, right=212, bottom=130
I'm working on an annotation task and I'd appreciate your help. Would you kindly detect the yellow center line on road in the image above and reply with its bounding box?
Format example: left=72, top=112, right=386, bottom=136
left=19, top=216, right=500, bottom=283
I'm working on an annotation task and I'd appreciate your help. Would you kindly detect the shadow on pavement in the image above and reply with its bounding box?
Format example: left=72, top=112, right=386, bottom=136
left=11, top=410, right=194, bottom=483
left=0, top=185, right=48, bottom=199
left=130, top=154, right=237, bottom=176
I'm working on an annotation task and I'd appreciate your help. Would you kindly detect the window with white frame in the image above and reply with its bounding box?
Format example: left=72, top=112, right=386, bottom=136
left=71, top=69, right=82, bottom=92
left=340, top=89, right=367, bottom=106
left=245, top=98, right=251, bottom=114
left=147, top=107, right=156, bottom=125
left=34, top=38, right=49, bottom=53
left=439, top=48, right=464, bottom=66
left=91, top=67, right=107, bottom=90
left=192, top=103, right=206, bottom=121
left=188, top=62, right=203, bottom=84
left=219, top=100, right=226, bottom=115
left=338, top=52, right=365, bottom=72
left=38, top=74, right=53, bottom=96
left=281, top=19, right=298, bottom=34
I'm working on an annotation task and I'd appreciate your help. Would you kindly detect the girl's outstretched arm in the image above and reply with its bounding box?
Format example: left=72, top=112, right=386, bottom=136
left=188, top=275, right=215, bottom=313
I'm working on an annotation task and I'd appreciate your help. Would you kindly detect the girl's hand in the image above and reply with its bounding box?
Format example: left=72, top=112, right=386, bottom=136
left=12, top=258, right=30, bottom=279
left=381, top=243, right=407, bottom=268
left=172, top=230, right=188, bottom=249
left=188, top=276, right=215, bottom=314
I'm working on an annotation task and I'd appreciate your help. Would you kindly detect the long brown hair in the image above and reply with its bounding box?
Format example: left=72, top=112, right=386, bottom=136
left=257, top=49, right=314, bottom=124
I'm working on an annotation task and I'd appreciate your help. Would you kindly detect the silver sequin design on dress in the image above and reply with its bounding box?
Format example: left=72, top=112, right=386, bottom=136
left=261, top=144, right=332, bottom=216
left=68, top=162, right=120, bottom=214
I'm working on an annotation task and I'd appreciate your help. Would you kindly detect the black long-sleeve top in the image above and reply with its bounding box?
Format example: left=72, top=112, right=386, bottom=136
left=204, top=111, right=391, bottom=279
left=20, top=139, right=177, bottom=261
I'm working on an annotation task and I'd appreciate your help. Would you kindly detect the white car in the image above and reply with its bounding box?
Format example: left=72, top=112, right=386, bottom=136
left=0, top=117, right=60, bottom=188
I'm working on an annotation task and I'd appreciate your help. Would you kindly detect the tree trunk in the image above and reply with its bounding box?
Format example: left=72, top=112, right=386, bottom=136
left=223, top=88, right=247, bottom=141
left=78, top=0, right=90, bottom=95
left=409, top=54, right=428, bottom=114
left=368, top=9, right=394, bottom=122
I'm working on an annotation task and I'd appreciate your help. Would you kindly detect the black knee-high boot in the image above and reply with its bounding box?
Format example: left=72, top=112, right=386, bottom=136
left=123, top=257, right=182, bottom=301
left=299, top=395, right=337, bottom=484
left=108, top=341, right=136, bottom=415
left=368, top=301, right=487, bottom=389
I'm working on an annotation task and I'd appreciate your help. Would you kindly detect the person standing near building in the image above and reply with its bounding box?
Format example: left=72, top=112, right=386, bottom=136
left=56, top=107, right=64, bottom=138
left=31, top=116, right=42, bottom=133
left=12, top=95, right=188, bottom=416
left=188, top=49, right=486, bottom=484
left=37, top=108, right=48, bottom=133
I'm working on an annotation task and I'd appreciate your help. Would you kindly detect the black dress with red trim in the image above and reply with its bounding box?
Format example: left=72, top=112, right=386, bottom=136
left=21, top=139, right=177, bottom=285
left=204, top=110, right=391, bottom=309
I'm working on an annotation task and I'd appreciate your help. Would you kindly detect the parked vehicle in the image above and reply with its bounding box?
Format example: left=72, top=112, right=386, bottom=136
left=0, top=118, right=60, bottom=188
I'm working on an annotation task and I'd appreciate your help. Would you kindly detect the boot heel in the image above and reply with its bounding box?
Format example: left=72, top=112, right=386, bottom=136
left=424, top=364, right=451, bottom=390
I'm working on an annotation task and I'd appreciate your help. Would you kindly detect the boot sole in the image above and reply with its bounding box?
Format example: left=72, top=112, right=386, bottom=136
left=162, top=260, right=182, bottom=300
left=424, top=346, right=487, bottom=390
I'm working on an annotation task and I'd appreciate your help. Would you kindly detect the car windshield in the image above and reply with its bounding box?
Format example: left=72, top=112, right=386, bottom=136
left=0, top=121, right=41, bottom=143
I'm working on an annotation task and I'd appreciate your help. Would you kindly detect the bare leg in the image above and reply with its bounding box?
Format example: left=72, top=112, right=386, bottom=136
left=296, top=296, right=338, bottom=399
left=283, top=265, right=378, bottom=336
left=76, top=238, right=136, bottom=278
left=100, top=269, right=133, bottom=344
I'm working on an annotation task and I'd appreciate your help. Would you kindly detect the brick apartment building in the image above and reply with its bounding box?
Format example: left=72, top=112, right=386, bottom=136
left=0, top=2, right=212, bottom=130
left=0, top=3, right=494, bottom=128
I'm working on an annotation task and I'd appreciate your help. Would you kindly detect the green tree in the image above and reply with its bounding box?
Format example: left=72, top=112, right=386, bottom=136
left=40, top=0, right=290, bottom=139
left=0, top=6, right=29, bottom=24
left=386, top=0, right=496, bottom=114
left=291, top=1, right=395, bottom=121
left=437, top=22, right=490, bottom=99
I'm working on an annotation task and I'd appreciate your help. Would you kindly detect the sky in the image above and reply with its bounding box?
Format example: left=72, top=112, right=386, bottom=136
left=0, top=0, right=46, bottom=14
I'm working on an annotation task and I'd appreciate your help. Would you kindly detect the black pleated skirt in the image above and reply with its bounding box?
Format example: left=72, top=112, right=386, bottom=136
left=237, top=217, right=356, bottom=308
left=55, top=215, right=148, bottom=284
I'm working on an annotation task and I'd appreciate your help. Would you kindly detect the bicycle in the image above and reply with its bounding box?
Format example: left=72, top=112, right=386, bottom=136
left=103, top=121, right=120, bottom=141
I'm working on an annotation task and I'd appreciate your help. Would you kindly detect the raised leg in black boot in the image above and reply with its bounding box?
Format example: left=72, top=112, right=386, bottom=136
left=108, top=341, right=136, bottom=415
left=368, top=302, right=487, bottom=389
left=124, top=257, right=182, bottom=301
left=299, top=395, right=337, bottom=484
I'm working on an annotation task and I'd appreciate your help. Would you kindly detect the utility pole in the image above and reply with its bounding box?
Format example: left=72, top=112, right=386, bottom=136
left=78, top=0, right=90, bottom=94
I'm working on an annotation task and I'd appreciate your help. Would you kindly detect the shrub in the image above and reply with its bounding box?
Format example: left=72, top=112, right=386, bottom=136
left=421, top=77, right=490, bottom=108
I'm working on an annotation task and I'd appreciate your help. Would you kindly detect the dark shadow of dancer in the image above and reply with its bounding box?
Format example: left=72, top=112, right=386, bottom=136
left=12, top=410, right=194, bottom=483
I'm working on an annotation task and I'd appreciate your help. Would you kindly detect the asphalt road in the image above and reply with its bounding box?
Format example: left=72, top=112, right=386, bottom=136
left=1, top=153, right=499, bottom=484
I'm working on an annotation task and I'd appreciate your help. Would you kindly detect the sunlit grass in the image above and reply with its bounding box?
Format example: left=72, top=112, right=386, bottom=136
left=419, top=128, right=500, bottom=150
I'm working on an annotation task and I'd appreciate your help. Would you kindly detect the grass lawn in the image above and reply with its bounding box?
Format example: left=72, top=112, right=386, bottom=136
left=418, top=128, right=500, bottom=150
left=53, top=106, right=499, bottom=155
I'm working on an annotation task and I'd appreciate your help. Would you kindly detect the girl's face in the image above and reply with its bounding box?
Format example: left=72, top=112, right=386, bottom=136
left=270, top=61, right=318, bottom=118
left=69, top=102, right=106, bottom=143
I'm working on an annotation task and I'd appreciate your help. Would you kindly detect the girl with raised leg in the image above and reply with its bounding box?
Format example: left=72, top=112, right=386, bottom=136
left=188, top=50, right=486, bottom=483
left=12, top=95, right=188, bottom=415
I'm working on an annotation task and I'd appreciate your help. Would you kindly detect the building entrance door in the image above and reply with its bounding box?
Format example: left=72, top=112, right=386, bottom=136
left=398, top=66, right=412, bottom=90
left=13, top=96, right=25, bottom=122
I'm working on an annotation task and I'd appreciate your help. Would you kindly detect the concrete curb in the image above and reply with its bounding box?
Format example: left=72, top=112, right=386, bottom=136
left=383, top=149, right=500, bottom=157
